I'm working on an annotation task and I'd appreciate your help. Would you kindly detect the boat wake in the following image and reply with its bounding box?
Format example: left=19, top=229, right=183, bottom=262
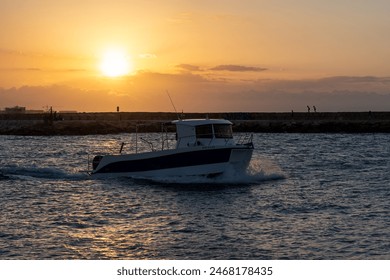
left=0, top=166, right=88, bottom=181
left=0, top=158, right=285, bottom=186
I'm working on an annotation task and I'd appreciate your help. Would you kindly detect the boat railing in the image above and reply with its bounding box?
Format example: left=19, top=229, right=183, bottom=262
left=236, top=133, right=253, bottom=146
left=126, top=134, right=175, bottom=153
left=98, top=131, right=252, bottom=157
left=140, top=137, right=156, bottom=151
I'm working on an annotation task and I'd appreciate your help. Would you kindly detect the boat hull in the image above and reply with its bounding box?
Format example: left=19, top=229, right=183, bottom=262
left=91, top=145, right=253, bottom=178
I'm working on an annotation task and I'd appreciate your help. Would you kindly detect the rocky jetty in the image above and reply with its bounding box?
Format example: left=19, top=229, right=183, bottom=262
left=0, top=111, right=389, bottom=135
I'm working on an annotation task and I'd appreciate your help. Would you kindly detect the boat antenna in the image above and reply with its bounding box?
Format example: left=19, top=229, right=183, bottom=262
left=166, top=90, right=181, bottom=120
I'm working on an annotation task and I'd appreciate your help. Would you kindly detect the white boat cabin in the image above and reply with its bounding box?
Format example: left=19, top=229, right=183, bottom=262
left=172, top=119, right=234, bottom=149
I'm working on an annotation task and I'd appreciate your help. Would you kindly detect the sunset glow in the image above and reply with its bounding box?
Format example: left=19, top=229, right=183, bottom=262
left=99, top=49, right=132, bottom=77
left=0, top=1, right=390, bottom=112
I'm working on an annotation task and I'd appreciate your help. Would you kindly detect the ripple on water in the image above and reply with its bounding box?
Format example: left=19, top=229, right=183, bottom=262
left=0, top=134, right=389, bottom=259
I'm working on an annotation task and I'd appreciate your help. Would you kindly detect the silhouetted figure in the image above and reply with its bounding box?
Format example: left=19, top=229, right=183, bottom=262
left=313, top=106, right=317, bottom=113
left=307, top=105, right=310, bottom=113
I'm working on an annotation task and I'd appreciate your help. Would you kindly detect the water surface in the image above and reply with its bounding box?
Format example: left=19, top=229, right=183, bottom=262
left=0, top=133, right=389, bottom=259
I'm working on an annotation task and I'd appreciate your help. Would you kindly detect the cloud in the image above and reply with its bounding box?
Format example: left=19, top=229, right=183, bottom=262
left=320, top=76, right=389, bottom=83
left=0, top=49, right=71, bottom=60
left=0, top=67, right=41, bottom=72
left=0, top=67, right=86, bottom=73
left=54, top=68, right=87, bottom=73
left=138, top=53, right=157, bottom=59
left=26, top=68, right=41, bottom=71
left=176, top=64, right=203, bottom=71
left=210, top=64, right=267, bottom=72
left=0, top=85, right=127, bottom=112
left=0, top=49, right=24, bottom=56
left=252, top=76, right=390, bottom=94
left=166, top=12, right=193, bottom=24
left=1, top=75, right=390, bottom=112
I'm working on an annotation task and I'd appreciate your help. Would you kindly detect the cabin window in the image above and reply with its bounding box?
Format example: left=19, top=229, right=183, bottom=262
left=195, top=124, right=213, bottom=138
left=214, top=124, right=233, bottom=138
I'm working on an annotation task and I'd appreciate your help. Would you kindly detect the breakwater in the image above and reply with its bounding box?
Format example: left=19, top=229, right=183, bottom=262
left=1, top=111, right=390, bottom=135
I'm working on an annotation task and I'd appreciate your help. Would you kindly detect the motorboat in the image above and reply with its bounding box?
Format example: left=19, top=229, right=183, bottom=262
left=89, top=118, right=254, bottom=178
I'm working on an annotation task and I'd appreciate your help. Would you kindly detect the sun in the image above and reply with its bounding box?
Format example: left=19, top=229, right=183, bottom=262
left=99, top=49, right=133, bottom=77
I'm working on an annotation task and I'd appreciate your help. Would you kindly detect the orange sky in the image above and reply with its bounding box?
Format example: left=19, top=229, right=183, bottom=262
left=1, top=0, right=390, bottom=112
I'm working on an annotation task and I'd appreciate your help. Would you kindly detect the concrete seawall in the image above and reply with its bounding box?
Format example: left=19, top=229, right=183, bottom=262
left=1, top=111, right=390, bottom=135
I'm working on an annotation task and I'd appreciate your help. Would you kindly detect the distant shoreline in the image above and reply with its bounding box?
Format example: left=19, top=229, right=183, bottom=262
left=1, top=111, right=390, bottom=135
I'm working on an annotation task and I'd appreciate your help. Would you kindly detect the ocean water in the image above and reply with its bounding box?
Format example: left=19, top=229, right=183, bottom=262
left=0, top=133, right=389, bottom=260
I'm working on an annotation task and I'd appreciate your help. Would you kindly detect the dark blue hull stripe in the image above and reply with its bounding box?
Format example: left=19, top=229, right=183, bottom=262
left=96, top=148, right=238, bottom=174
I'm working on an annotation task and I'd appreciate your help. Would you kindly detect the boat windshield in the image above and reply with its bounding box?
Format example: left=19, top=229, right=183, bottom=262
left=195, top=123, right=233, bottom=139
left=195, top=124, right=213, bottom=138
left=214, top=124, right=233, bottom=138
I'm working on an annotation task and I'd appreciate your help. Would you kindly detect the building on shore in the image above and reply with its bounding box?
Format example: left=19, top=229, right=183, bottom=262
left=4, top=106, right=26, bottom=114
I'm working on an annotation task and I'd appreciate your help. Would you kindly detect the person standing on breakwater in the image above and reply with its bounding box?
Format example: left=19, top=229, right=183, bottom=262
left=313, top=106, right=317, bottom=113
left=307, top=105, right=311, bottom=113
